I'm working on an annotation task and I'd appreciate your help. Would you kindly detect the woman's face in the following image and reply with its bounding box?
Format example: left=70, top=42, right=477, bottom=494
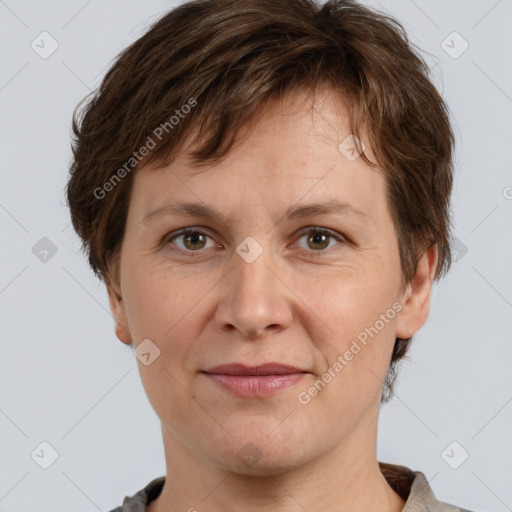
left=109, top=88, right=433, bottom=475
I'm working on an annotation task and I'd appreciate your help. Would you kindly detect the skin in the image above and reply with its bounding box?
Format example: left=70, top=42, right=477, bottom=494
left=107, top=86, right=438, bottom=512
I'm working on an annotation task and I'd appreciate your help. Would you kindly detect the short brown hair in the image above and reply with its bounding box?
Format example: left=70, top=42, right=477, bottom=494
left=66, top=0, right=455, bottom=401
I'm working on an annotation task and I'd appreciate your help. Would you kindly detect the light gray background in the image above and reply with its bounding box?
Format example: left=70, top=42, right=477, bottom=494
left=1, top=0, right=511, bottom=511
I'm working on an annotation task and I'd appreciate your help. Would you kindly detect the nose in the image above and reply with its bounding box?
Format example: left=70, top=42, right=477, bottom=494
left=214, top=242, right=293, bottom=339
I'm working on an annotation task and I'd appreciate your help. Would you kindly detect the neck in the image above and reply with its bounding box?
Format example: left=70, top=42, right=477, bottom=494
left=148, top=423, right=405, bottom=512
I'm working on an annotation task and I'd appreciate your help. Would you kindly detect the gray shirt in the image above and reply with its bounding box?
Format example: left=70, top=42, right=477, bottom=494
left=109, top=462, right=474, bottom=511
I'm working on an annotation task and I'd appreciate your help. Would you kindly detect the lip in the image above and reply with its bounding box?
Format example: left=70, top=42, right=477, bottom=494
left=204, top=363, right=305, bottom=376
left=201, top=363, right=308, bottom=397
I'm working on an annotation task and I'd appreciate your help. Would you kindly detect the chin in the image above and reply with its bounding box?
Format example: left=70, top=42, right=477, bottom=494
left=216, top=448, right=308, bottom=477
left=206, top=431, right=315, bottom=476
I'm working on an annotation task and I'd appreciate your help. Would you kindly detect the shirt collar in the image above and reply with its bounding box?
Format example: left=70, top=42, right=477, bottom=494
left=116, top=462, right=463, bottom=512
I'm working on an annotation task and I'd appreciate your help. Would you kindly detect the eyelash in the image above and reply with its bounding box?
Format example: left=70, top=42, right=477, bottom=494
left=163, top=227, right=347, bottom=257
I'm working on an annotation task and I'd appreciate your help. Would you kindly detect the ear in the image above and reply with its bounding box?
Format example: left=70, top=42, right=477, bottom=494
left=395, top=244, right=438, bottom=339
left=106, top=281, right=133, bottom=345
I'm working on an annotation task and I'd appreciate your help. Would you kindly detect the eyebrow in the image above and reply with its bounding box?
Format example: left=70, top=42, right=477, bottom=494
left=142, top=199, right=370, bottom=225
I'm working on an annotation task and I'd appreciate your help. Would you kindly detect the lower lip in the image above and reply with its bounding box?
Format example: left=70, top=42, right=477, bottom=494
left=202, top=372, right=306, bottom=397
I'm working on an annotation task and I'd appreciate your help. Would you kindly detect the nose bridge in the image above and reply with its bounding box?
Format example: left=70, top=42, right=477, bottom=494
left=235, top=236, right=273, bottom=295
left=216, top=234, right=292, bottom=337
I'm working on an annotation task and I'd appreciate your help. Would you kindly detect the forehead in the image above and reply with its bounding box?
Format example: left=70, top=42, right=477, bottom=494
left=131, top=87, right=387, bottom=225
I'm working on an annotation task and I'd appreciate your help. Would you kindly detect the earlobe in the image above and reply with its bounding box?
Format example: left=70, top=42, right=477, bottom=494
left=395, top=244, right=438, bottom=339
left=107, top=283, right=133, bottom=345
left=114, top=321, right=132, bottom=344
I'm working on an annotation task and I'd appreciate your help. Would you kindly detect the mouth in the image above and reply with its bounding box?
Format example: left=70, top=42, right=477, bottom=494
left=201, top=363, right=308, bottom=397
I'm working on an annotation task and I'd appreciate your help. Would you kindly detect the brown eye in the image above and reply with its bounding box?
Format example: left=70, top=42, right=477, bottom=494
left=167, top=229, right=216, bottom=253
left=295, top=228, right=345, bottom=253
left=306, top=231, right=330, bottom=250
left=182, top=231, right=207, bottom=250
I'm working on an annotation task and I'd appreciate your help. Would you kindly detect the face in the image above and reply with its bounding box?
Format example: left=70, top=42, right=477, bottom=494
left=108, top=87, right=435, bottom=475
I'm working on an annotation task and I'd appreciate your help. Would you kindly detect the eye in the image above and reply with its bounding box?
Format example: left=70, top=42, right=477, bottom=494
left=166, top=228, right=218, bottom=253
left=293, top=227, right=345, bottom=253
left=164, top=226, right=346, bottom=256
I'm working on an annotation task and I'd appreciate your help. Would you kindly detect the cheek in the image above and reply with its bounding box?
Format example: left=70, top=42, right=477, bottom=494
left=122, top=267, right=211, bottom=417
left=124, top=264, right=207, bottom=343
left=301, top=265, right=397, bottom=344
left=302, top=272, right=399, bottom=401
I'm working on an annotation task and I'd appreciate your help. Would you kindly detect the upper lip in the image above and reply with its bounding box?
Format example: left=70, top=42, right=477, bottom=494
left=202, top=363, right=306, bottom=376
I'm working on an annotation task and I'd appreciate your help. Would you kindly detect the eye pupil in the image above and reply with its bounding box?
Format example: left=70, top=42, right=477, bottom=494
left=307, top=231, right=329, bottom=250
left=184, top=232, right=206, bottom=250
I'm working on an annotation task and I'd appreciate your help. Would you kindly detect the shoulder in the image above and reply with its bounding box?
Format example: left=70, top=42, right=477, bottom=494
left=432, top=501, right=475, bottom=512
left=379, top=461, right=476, bottom=512
left=410, top=472, right=475, bottom=512
left=107, top=476, right=166, bottom=512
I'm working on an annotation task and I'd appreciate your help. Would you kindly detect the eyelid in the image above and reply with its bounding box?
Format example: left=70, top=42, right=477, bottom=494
left=164, top=227, right=220, bottom=252
left=163, top=226, right=347, bottom=255
left=292, top=226, right=346, bottom=253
